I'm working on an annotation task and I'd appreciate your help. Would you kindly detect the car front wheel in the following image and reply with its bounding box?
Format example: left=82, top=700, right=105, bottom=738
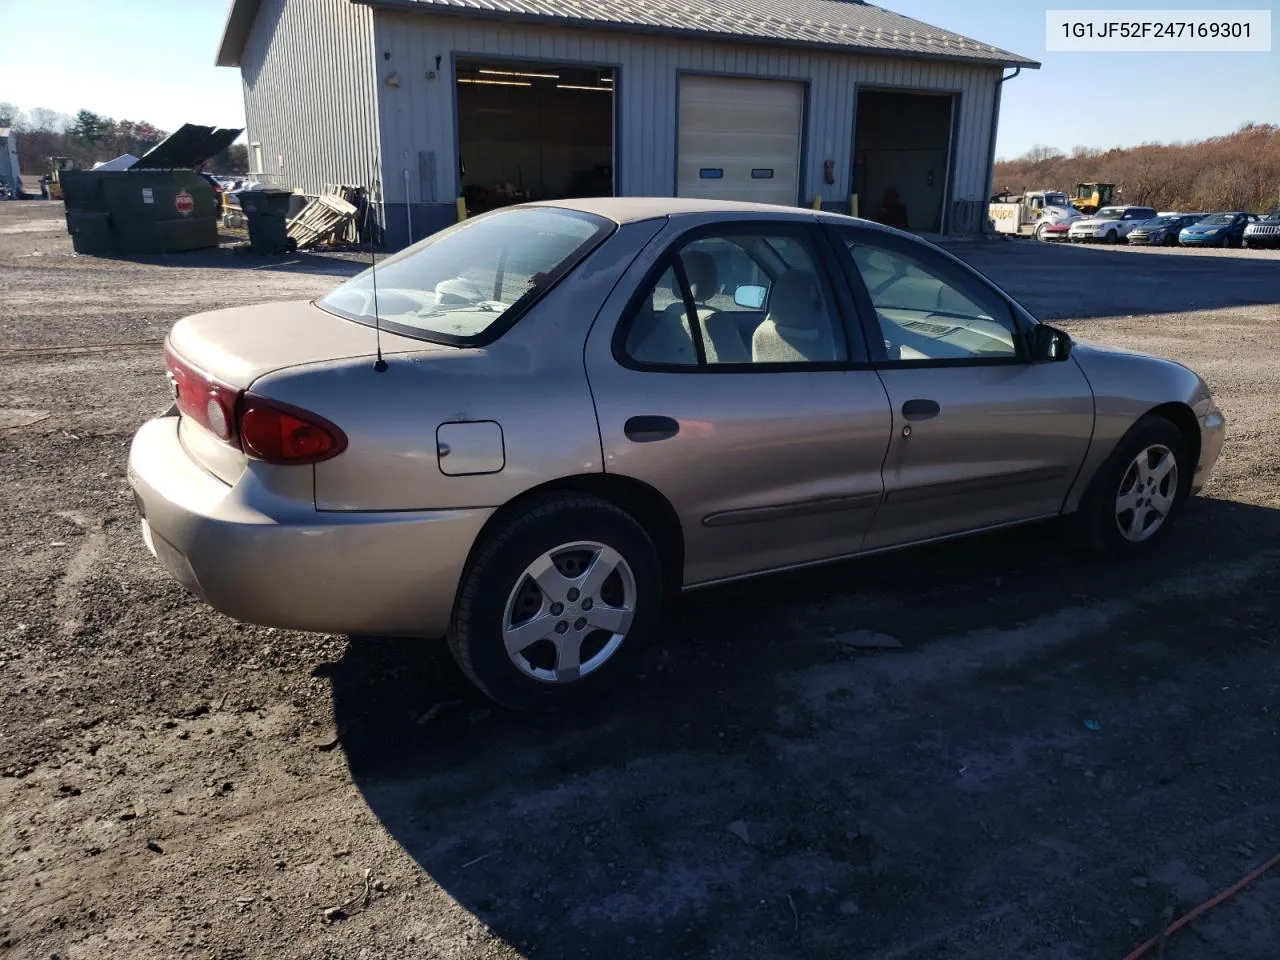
left=1068, top=415, right=1191, bottom=555
left=448, top=493, right=663, bottom=710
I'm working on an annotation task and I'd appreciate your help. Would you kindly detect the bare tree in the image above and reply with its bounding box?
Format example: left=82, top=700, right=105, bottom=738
left=27, top=108, right=69, bottom=133
left=1020, top=144, right=1065, bottom=165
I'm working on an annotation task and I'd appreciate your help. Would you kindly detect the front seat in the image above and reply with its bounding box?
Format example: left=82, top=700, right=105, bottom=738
left=664, top=251, right=751, bottom=364
left=752, top=270, right=844, bottom=363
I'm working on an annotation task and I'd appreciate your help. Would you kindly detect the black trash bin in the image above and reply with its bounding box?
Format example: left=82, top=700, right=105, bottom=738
left=240, top=189, right=296, bottom=255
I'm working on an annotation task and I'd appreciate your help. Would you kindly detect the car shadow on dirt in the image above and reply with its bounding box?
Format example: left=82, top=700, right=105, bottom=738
left=326, top=497, right=1280, bottom=958
left=950, top=242, right=1280, bottom=322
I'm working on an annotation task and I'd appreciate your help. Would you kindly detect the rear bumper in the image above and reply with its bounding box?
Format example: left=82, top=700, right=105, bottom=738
left=128, top=416, right=492, bottom=637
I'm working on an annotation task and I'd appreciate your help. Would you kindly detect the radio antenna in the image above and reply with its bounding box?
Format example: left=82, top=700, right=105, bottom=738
left=367, top=175, right=388, bottom=373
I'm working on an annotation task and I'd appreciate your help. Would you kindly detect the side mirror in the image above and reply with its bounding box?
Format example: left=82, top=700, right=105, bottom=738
left=734, top=284, right=767, bottom=310
left=1032, top=324, right=1073, bottom=362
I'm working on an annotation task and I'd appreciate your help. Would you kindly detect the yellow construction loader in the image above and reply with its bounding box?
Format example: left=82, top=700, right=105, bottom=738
left=1071, top=182, right=1116, bottom=215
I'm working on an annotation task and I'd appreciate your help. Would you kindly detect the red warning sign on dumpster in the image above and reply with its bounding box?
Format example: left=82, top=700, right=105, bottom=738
left=174, top=190, right=195, bottom=216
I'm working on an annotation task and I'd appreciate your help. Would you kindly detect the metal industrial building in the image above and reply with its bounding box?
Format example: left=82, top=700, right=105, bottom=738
left=216, top=0, right=1035, bottom=247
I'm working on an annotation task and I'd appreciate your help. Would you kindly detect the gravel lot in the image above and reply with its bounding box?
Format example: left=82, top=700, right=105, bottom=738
left=1, top=200, right=1278, bottom=960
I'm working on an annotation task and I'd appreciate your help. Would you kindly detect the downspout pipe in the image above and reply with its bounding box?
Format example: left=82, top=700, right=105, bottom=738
left=982, top=66, right=1022, bottom=232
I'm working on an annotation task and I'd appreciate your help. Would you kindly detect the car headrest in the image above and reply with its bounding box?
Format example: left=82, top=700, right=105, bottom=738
left=680, top=250, right=719, bottom=302
left=767, top=270, right=824, bottom=331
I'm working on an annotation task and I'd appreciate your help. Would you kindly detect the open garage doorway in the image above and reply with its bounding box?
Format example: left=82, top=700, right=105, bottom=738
left=854, top=90, right=954, bottom=233
left=456, top=59, right=614, bottom=216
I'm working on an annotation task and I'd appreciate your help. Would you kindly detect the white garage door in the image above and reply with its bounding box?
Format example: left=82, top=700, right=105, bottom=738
left=677, top=75, right=804, bottom=207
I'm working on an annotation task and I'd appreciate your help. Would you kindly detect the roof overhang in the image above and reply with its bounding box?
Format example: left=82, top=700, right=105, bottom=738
left=353, top=0, right=1039, bottom=69
left=217, top=0, right=1039, bottom=70
left=217, top=0, right=264, bottom=67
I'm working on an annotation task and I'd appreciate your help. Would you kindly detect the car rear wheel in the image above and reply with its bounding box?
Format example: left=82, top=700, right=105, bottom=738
left=448, top=493, right=663, bottom=710
left=1067, top=415, right=1190, bottom=556
left=1106, top=230, right=1120, bottom=244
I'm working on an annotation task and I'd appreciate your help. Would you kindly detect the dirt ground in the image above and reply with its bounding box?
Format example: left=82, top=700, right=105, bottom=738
left=1, top=200, right=1278, bottom=960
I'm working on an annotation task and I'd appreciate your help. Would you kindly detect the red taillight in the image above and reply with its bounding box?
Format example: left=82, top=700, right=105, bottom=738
left=165, top=342, right=241, bottom=443
left=237, top=395, right=347, bottom=465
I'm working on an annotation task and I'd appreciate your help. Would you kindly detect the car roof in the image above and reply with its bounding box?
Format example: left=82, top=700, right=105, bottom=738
left=532, top=196, right=876, bottom=227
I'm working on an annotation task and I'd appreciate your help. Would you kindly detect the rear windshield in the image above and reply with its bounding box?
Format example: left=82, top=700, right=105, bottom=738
left=319, top=207, right=612, bottom=345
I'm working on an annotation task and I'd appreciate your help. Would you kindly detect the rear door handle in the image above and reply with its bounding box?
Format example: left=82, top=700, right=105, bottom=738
left=902, top=399, right=941, bottom=422
left=624, top=415, right=680, bottom=443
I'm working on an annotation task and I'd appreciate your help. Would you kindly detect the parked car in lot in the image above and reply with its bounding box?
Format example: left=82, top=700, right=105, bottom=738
left=1179, top=211, right=1256, bottom=248
left=1038, top=218, right=1077, bottom=242
left=1242, top=209, right=1280, bottom=249
left=1031, top=208, right=1083, bottom=242
left=128, top=199, right=1226, bottom=708
left=1127, top=214, right=1205, bottom=246
left=1068, top=206, right=1159, bottom=243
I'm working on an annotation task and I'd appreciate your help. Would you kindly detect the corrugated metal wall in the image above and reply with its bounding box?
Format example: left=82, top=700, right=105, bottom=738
left=370, top=10, right=1000, bottom=218
left=240, top=0, right=380, bottom=195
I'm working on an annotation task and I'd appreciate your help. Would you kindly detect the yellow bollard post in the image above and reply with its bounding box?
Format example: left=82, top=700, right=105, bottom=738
left=850, top=194, right=859, bottom=218
left=456, top=196, right=468, bottom=222
left=812, top=195, right=823, bottom=211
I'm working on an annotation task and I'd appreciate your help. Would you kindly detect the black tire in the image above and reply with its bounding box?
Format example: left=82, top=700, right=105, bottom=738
left=448, top=493, right=664, bottom=710
left=1067, top=415, right=1191, bottom=556
left=1107, top=230, right=1120, bottom=244
left=1035, top=223, right=1047, bottom=242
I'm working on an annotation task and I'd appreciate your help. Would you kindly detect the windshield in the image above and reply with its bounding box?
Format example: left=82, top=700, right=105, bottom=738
left=1143, top=216, right=1176, bottom=227
left=1200, top=214, right=1237, bottom=225
left=319, top=207, right=611, bottom=344
left=1043, top=193, right=1068, bottom=207
left=1263, top=209, right=1280, bottom=222
left=1093, top=207, right=1123, bottom=220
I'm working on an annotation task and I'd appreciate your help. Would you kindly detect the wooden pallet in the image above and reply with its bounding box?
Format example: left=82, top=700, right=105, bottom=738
left=287, top=184, right=363, bottom=249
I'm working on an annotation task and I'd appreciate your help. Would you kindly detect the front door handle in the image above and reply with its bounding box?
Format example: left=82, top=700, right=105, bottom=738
left=624, top=415, right=680, bottom=443
left=902, top=399, right=941, bottom=422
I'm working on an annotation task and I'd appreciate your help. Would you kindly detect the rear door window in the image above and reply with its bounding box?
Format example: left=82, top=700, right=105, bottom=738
left=619, top=227, right=855, bottom=368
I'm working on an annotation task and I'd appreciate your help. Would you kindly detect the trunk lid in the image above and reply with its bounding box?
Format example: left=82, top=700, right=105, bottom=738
left=165, top=300, right=437, bottom=485
left=168, top=300, right=430, bottom=389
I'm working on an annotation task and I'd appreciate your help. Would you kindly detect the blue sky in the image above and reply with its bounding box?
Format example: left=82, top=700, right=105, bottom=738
left=0, top=0, right=1275, bottom=159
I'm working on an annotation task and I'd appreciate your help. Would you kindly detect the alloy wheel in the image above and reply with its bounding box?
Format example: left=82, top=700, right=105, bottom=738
left=1115, top=444, right=1179, bottom=543
left=502, top=541, right=637, bottom=683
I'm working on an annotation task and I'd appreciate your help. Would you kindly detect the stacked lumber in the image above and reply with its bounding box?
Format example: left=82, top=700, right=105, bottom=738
left=287, top=184, right=363, bottom=249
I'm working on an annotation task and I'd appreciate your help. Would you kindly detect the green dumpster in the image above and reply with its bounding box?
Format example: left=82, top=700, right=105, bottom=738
left=62, top=169, right=218, bottom=255
left=58, top=123, right=241, bottom=256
